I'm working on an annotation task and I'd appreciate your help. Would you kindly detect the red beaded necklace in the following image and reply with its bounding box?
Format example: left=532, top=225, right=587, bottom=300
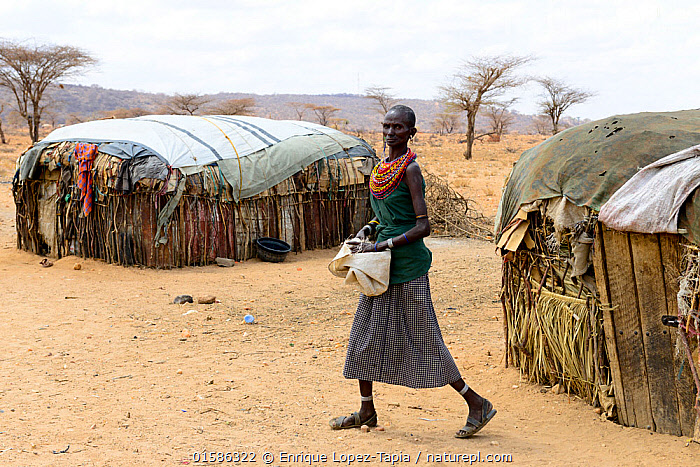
left=370, top=149, right=416, bottom=199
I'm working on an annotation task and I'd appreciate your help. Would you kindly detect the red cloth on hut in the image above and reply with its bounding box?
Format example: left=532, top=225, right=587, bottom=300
left=75, top=143, right=98, bottom=216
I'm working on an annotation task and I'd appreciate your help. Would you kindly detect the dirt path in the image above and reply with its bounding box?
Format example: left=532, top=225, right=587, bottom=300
left=0, top=181, right=696, bottom=466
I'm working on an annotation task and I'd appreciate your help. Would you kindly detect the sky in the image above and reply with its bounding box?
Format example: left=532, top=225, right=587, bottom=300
left=1, top=0, right=698, bottom=120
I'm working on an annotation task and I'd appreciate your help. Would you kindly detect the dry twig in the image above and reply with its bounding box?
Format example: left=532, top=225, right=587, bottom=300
left=423, top=169, right=493, bottom=240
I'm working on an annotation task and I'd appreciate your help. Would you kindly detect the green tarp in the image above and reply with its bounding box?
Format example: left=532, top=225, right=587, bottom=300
left=214, top=132, right=371, bottom=200
left=496, top=110, right=700, bottom=242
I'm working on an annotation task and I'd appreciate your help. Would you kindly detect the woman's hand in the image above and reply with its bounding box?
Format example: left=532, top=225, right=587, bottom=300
left=347, top=237, right=364, bottom=253
left=354, top=219, right=378, bottom=242
left=347, top=238, right=375, bottom=254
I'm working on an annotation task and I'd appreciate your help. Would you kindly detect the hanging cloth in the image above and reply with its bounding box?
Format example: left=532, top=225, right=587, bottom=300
left=75, top=143, right=98, bottom=216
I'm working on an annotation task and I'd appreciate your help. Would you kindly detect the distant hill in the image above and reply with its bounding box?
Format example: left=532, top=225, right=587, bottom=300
left=0, top=84, right=588, bottom=135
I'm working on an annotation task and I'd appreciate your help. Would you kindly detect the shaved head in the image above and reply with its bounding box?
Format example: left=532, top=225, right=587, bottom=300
left=387, top=105, right=416, bottom=128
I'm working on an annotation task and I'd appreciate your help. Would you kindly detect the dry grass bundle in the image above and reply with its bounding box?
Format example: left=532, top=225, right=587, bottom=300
left=423, top=169, right=493, bottom=240
left=676, top=245, right=700, bottom=410
left=679, top=245, right=700, bottom=333
left=502, top=210, right=611, bottom=407
left=507, top=284, right=605, bottom=401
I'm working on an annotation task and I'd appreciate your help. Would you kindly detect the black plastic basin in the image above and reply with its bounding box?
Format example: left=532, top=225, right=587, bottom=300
left=255, top=237, right=292, bottom=263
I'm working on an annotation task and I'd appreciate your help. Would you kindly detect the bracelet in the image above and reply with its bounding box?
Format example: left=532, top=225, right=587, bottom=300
left=374, top=242, right=378, bottom=252
left=415, top=214, right=428, bottom=219
left=403, top=233, right=410, bottom=244
left=387, top=238, right=394, bottom=249
left=364, top=221, right=378, bottom=235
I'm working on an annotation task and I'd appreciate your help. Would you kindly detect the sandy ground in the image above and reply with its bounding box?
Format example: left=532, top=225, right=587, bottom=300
left=0, top=130, right=698, bottom=466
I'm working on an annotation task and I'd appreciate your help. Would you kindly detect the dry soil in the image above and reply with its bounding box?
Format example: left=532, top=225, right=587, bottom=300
left=0, top=130, right=696, bottom=466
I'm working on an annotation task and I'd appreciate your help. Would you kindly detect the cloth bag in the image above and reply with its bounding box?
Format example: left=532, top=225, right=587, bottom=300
left=328, top=242, right=391, bottom=296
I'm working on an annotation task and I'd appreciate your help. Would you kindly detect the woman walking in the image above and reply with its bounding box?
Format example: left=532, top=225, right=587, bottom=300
left=329, top=105, right=496, bottom=438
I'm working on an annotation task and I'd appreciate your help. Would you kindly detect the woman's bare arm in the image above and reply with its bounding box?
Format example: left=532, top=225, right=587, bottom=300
left=362, top=162, right=429, bottom=252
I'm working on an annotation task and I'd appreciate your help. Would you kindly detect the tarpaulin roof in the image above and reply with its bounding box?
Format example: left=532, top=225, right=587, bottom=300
left=495, top=110, right=700, bottom=241
left=40, top=115, right=366, bottom=168
left=21, top=115, right=375, bottom=201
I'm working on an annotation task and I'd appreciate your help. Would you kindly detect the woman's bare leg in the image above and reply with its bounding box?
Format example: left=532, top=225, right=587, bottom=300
left=450, top=379, right=484, bottom=423
left=340, top=380, right=376, bottom=427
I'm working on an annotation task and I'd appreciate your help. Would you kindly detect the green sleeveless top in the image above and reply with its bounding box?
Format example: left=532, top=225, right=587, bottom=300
left=371, top=179, right=432, bottom=284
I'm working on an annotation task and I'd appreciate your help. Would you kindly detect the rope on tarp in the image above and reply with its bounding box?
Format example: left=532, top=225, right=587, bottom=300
left=198, top=116, right=244, bottom=200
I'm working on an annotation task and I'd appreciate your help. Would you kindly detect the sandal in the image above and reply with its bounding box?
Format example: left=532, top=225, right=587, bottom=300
left=40, top=258, right=54, bottom=268
left=455, top=398, right=496, bottom=438
left=329, top=411, right=378, bottom=430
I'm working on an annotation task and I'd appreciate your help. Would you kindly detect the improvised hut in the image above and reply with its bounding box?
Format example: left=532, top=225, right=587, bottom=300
left=495, top=110, right=700, bottom=438
left=13, top=115, right=377, bottom=267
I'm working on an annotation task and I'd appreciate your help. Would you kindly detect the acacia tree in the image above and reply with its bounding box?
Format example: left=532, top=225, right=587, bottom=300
left=0, top=103, right=7, bottom=144
left=210, top=98, right=256, bottom=116
left=531, top=115, right=552, bottom=135
left=330, top=118, right=349, bottom=131
left=433, top=112, right=461, bottom=135
left=536, top=77, right=594, bottom=134
left=364, top=86, right=397, bottom=115
left=308, top=104, right=340, bottom=126
left=0, top=40, right=97, bottom=142
left=287, top=101, right=309, bottom=120
left=439, top=55, right=532, bottom=159
left=164, top=93, right=211, bottom=115
left=483, top=99, right=517, bottom=140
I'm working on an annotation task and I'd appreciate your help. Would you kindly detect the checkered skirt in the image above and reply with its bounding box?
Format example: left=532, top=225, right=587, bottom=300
left=343, top=274, right=461, bottom=388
